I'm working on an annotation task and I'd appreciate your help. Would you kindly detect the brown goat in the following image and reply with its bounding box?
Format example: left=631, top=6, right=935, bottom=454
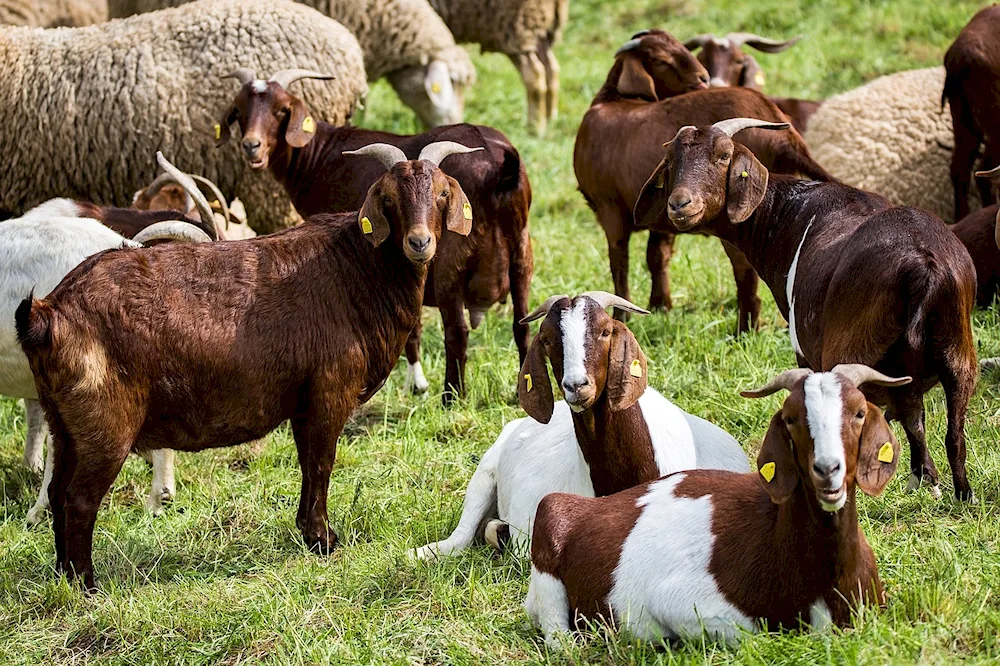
left=952, top=164, right=1000, bottom=306
left=217, top=68, right=533, bottom=403
left=944, top=5, right=1000, bottom=221
left=575, top=30, right=831, bottom=332
left=683, top=32, right=821, bottom=133
left=16, top=141, right=480, bottom=590
left=634, top=118, right=978, bottom=501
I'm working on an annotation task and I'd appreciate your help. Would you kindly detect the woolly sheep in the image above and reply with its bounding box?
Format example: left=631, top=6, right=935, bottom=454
left=804, top=67, right=977, bottom=223
left=108, top=0, right=475, bottom=129
left=2, top=0, right=367, bottom=233
left=0, top=0, right=106, bottom=27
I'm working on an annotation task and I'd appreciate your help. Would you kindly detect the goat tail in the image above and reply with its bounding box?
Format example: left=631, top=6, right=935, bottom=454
left=903, top=261, right=943, bottom=351
left=498, top=146, right=525, bottom=195
left=15, top=290, right=53, bottom=352
left=941, top=59, right=966, bottom=111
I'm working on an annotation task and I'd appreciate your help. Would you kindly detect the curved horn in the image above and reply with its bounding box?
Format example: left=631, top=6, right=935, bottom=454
left=580, top=291, right=651, bottom=315
left=712, top=117, right=790, bottom=138
left=615, top=38, right=644, bottom=56
left=830, top=364, right=912, bottom=388
left=684, top=34, right=715, bottom=50
left=268, top=69, right=335, bottom=89
left=975, top=164, right=1000, bottom=179
left=132, top=221, right=214, bottom=245
left=155, top=152, right=218, bottom=240
left=191, top=175, right=230, bottom=229
left=981, top=166, right=1000, bottom=248
left=520, top=294, right=569, bottom=324
left=222, top=68, right=256, bottom=85
left=141, top=171, right=177, bottom=198
left=740, top=368, right=813, bottom=398
left=343, top=143, right=408, bottom=170
left=727, top=33, right=802, bottom=53
left=417, top=141, right=484, bottom=167
left=664, top=124, right=696, bottom=146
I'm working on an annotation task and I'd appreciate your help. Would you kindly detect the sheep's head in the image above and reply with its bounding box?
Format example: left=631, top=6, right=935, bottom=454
left=683, top=33, right=801, bottom=90
left=516, top=292, right=650, bottom=423
left=387, top=52, right=474, bottom=128
left=345, top=141, right=481, bottom=264
left=633, top=118, right=791, bottom=232
left=609, top=29, right=709, bottom=101
left=217, top=68, right=335, bottom=170
left=741, top=365, right=910, bottom=511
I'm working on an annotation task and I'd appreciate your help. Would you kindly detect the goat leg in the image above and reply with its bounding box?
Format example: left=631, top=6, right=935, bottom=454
left=721, top=239, right=761, bottom=334
left=291, top=401, right=346, bottom=554
left=402, top=319, right=429, bottom=394
left=440, top=296, right=469, bottom=405
left=646, top=230, right=674, bottom=313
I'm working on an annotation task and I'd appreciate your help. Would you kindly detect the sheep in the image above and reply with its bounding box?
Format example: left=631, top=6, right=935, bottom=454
left=0, top=0, right=368, bottom=234
left=3, top=154, right=216, bottom=526
left=682, top=32, right=821, bottom=133
left=16, top=141, right=481, bottom=590
left=411, top=291, right=749, bottom=561
left=427, top=0, right=568, bottom=135
left=575, top=30, right=831, bottom=332
left=0, top=0, right=106, bottom=27
left=107, top=0, right=474, bottom=129
left=525, top=365, right=907, bottom=647
left=944, top=5, right=1000, bottom=221
left=217, top=68, right=532, bottom=402
left=634, top=117, right=979, bottom=501
left=804, top=67, right=979, bottom=224
left=952, top=165, right=1000, bottom=306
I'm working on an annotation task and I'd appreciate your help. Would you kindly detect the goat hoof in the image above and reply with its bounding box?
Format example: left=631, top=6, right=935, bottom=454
left=409, top=545, right=438, bottom=562
left=25, top=506, right=47, bottom=528
left=484, top=519, right=510, bottom=552
left=955, top=488, right=976, bottom=503
left=403, top=362, right=430, bottom=394
left=146, top=487, right=173, bottom=516
left=905, top=473, right=941, bottom=498
left=305, top=531, right=338, bottom=555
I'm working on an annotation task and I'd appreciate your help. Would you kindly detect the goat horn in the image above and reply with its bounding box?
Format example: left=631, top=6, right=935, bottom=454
left=155, top=152, right=218, bottom=241
left=975, top=164, right=1000, bottom=179
left=344, top=143, right=409, bottom=170
left=712, top=117, right=790, bottom=138
left=222, top=68, right=257, bottom=85
left=268, top=69, right=335, bottom=89
left=191, top=175, right=230, bottom=230
left=615, top=38, right=644, bottom=56
left=726, top=33, right=802, bottom=53
left=663, top=124, right=697, bottom=147
left=132, top=221, right=214, bottom=245
left=830, top=364, right=912, bottom=388
left=142, top=171, right=177, bottom=198
left=683, top=34, right=714, bottom=50
left=740, top=368, right=813, bottom=398
left=520, top=294, right=569, bottom=324
left=418, top=141, right=484, bottom=167
left=580, top=291, right=651, bottom=315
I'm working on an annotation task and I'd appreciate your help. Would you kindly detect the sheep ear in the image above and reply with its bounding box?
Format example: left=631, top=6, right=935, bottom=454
left=285, top=97, right=318, bottom=149
left=756, top=412, right=799, bottom=504
left=216, top=104, right=239, bottom=148
left=617, top=55, right=657, bottom=100
left=606, top=321, right=647, bottom=411
left=727, top=144, right=768, bottom=223
left=358, top=184, right=391, bottom=247
left=856, top=402, right=900, bottom=497
left=633, top=156, right=670, bottom=229
left=445, top=176, right=473, bottom=236
left=739, top=54, right=766, bottom=89
left=518, top=337, right=553, bottom=424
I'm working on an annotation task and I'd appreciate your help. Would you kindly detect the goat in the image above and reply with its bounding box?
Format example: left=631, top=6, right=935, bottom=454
left=16, top=141, right=480, bottom=590
left=525, top=365, right=906, bottom=647
left=217, top=68, right=533, bottom=402
left=944, top=5, right=1000, bottom=221
left=951, top=164, right=1000, bottom=306
left=412, top=291, right=749, bottom=561
left=633, top=118, right=978, bottom=500
left=575, top=30, right=831, bottom=332
left=682, top=32, right=820, bottom=133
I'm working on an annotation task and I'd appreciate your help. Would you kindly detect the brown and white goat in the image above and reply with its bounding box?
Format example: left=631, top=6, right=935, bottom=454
left=574, top=30, right=831, bottom=332
left=16, top=141, right=480, bottom=590
left=526, top=365, right=906, bottom=647
left=633, top=118, right=978, bottom=500
left=217, top=68, right=533, bottom=403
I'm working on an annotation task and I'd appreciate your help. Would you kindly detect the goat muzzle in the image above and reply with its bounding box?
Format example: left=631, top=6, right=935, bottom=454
left=404, top=231, right=436, bottom=264
left=241, top=137, right=267, bottom=170
left=666, top=189, right=705, bottom=230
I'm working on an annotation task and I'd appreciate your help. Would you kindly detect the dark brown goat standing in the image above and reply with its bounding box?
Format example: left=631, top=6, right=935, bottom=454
left=17, top=141, right=480, bottom=590
left=952, top=164, right=1000, bottom=306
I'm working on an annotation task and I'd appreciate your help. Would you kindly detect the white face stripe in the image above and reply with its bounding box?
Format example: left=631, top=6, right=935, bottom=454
left=786, top=215, right=815, bottom=357
left=803, top=374, right=847, bottom=496
left=560, top=300, right=590, bottom=395
left=251, top=80, right=268, bottom=93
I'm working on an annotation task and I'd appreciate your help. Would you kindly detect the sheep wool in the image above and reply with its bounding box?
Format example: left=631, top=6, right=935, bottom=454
left=2, top=0, right=368, bottom=233
left=0, top=0, right=107, bottom=27
left=429, top=0, right=568, bottom=56
left=805, top=67, right=977, bottom=223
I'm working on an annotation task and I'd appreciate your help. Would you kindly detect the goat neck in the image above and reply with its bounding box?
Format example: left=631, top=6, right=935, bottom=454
left=267, top=119, right=334, bottom=204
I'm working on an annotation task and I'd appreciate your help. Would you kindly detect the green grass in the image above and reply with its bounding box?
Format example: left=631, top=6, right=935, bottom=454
left=3, top=0, right=1000, bottom=663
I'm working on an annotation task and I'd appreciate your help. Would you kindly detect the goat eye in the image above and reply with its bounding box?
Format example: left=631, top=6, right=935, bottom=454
left=601, top=328, right=612, bottom=338
left=439, top=190, right=448, bottom=199
left=719, top=152, right=732, bottom=162
left=784, top=416, right=795, bottom=427
left=855, top=410, right=865, bottom=419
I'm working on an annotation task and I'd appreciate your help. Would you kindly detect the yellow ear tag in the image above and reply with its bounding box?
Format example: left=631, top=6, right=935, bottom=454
left=524, top=373, right=532, bottom=391
left=431, top=82, right=442, bottom=94
left=361, top=216, right=373, bottom=234
left=629, top=359, right=643, bottom=378
left=214, top=124, right=221, bottom=140
left=741, top=170, right=749, bottom=178
left=759, top=462, right=776, bottom=483
left=463, top=202, right=473, bottom=220
left=878, top=442, right=894, bottom=464
left=301, top=116, right=315, bottom=134
left=754, top=71, right=766, bottom=86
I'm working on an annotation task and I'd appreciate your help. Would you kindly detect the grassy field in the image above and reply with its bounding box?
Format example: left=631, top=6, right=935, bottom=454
left=3, top=0, right=1000, bottom=663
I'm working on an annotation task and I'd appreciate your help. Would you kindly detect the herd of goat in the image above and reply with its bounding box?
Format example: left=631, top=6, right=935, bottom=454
left=4, top=0, right=1000, bottom=650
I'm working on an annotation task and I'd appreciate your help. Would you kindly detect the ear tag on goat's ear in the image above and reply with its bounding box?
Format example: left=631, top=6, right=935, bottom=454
left=361, top=216, right=373, bottom=234
left=301, top=116, right=315, bottom=134
left=524, top=373, right=532, bottom=391
left=741, top=170, right=749, bottom=178
left=463, top=202, right=473, bottom=220
left=214, top=124, right=221, bottom=140
left=878, top=442, right=894, bottom=464
left=754, top=71, right=766, bottom=86
left=759, top=462, right=776, bottom=483
left=431, top=82, right=442, bottom=94
left=629, top=359, right=643, bottom=378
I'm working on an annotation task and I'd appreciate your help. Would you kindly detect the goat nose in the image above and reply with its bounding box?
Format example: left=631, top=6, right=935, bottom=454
left=813, top=460, right=842, bottom=477
left=242, top=139, right=261, bottom=153
left=408, top=235, right=431, bottom=253
left=562, top=377, right=590, bottom=392
left=698, top=72, right=710, bottom=85
left=669, top=197, right=692, bottom=212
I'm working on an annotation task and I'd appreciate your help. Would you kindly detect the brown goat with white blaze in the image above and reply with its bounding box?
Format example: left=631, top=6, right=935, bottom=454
left=16, top=141, right=481, bottom=590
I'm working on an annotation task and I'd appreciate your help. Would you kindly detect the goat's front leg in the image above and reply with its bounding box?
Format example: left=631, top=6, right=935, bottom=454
left=23, top=399, right=47, bottom=475
left=403, top=318, right=429, bottom=394
left=720, top=239, right=761, bottom=334
left=145, top=449, right=175, bottom=515
left=646, top=230, right=675, bottom=313
left=524, top=565, right=574, bottom=649
left=599, top=209, right=632, bottom=321
left=896, top=395, right=942, bottom=498
left=440, top=294, right=469, bottom=406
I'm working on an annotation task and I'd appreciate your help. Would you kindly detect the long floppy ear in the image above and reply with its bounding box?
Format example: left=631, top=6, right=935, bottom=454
left=285, top=96, right=318, bottom=149
left=727, top=144, right=768, bottom=223
left=617, top=55, right=657, bottom=100
left=756, top=412, right=799, bottom=504
left=357, top=183, right=391, bottom=247
left=606, top=320, right=647, bottom=411
left=445, top=175, right=473, bottom=236
left=216, top=104, right=239, bottom=148
left=739, top=55, right=766, bottom=89
left=518, top=337, right=554, bottom=423
left=855, top=402, right=900, bottom=496
left=633, top=157, right=669, bottom=229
